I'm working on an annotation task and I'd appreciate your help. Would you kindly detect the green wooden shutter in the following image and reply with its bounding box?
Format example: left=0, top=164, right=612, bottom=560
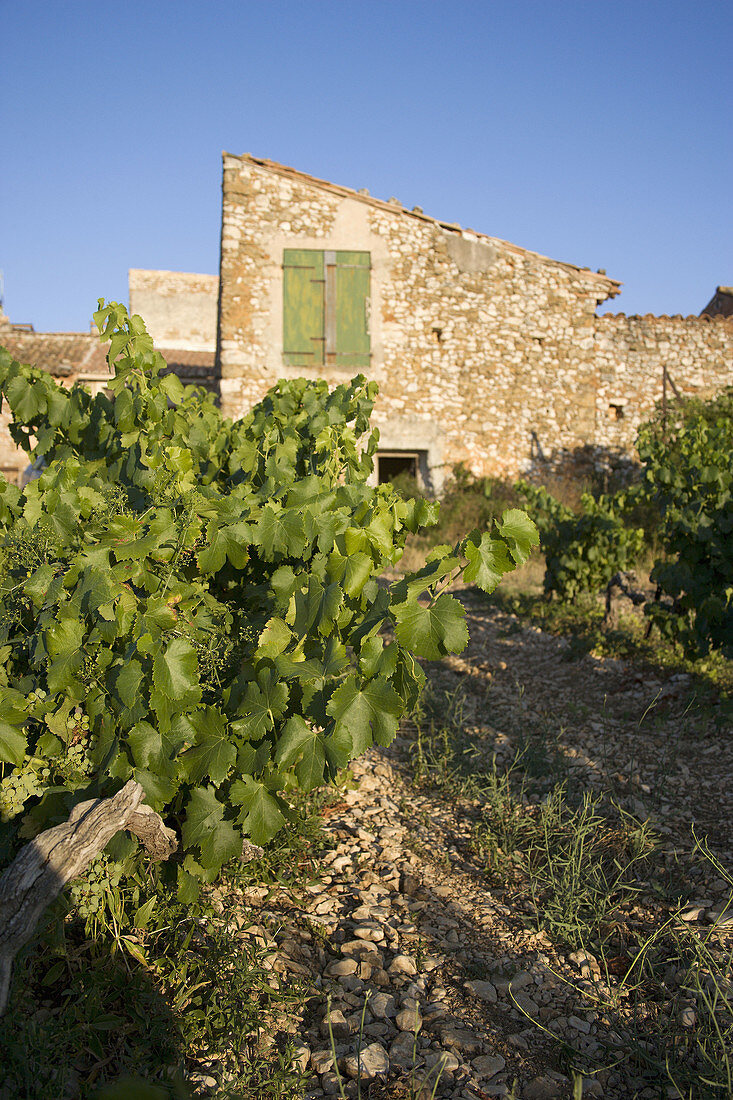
left=283, top=249, right=370, bottom=372
left=283, top=250, right=325, bottom=367
left=331, top=251, right=370, bottom=370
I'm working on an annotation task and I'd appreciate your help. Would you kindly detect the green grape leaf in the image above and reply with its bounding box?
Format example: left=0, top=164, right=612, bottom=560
left=180, top=707, right=236, bottom=786
left=327, top=550, right=373, bottom=598
left=196, top=521, right=229, bottom=574
left=392, top=593, right=468, bottom=660
left=232, top=675, right=288, bottom=739
left=6, top=375, right=43, bottom=421
left=236, top=739, right=272, bottom=776
left=359, top=636, right=398, bottom=680
left=462, top=532, right=514, bottom=591
left=159, top=371, right=185, bottom=405
left=133, top=767, right=177, bottom=811
left=152, top=637, right=200, bottom=704
left=270, top=565, right=299, bottom=607
left=256, top=617, right=292, bottom=659
left=46, top=653, right=83, bottom=695
left=223, top=522, right=251, bottom=570
left=149, top=685, right=174, bottom=733
left=46, top=616, right=85, bottom=659
left=24, top=564, right=57, bottom=608
left=199, top=816, right=241, bottom=869
left=75, top=566, right=115, bottom=614
left=127, top=721, right=162, bottom=770
left=496, top=508, right=540, bottom=565
left=323, top=724, right=353, bottom=771
left=274, top=715, right=325, bottom=791
left=182, top=785, right=241, bottom=869
left=326, top=675, right=403, bottom=754
left=177, top=865, right=200, bottom=904
left=257, top=505, right=307, bottom=559
left=110, top=658, right=144, bottom=708
left=0, top=720, right=27, bottom=765
left=293, top=578, right=343, bottom=638
left=230, top=776, right=286, bottom=844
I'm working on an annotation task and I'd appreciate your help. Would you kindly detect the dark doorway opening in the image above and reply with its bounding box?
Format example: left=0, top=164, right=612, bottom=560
left=377, top=452, right=419, bottom=484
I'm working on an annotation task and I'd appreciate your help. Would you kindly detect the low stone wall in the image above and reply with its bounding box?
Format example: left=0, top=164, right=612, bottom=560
left=528, top=311, right=733, bottom=482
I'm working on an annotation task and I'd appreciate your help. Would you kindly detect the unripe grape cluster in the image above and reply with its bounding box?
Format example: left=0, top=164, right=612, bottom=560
left=0, top=763, right=49, bottom=821
left=59, top=708, right=96, bottom=780
left=70, top=854, right=123, bottom=920
left=61, top=740, right=95, bottom=779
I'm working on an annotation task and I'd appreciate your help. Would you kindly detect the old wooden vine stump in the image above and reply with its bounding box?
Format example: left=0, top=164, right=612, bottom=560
left=0, top=779, right=177, bottom=1014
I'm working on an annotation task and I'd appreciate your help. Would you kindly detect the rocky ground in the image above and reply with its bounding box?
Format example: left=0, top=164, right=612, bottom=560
left=209, top=594, right=733, bottom=1100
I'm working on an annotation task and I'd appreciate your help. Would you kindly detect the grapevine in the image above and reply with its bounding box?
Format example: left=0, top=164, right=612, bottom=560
left=0, top=301, right=538, bottom=895
left=638, top=387, right=733, bottom=657
left=517, top=481, right=644, bottom=602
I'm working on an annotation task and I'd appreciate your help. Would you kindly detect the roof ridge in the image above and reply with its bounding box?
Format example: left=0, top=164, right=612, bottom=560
left=224, top=152, right=621, bottom=293
left=598, top=311, right=733, bottom=324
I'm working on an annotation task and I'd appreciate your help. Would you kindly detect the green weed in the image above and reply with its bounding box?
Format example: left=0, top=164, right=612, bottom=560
left=404, top=672, right=733, bottom=1098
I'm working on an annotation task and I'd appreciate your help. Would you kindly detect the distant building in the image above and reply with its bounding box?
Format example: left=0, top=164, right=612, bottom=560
left=0, top=292, right=217, bottom=483
left=701, top=286, right=733, bottom=319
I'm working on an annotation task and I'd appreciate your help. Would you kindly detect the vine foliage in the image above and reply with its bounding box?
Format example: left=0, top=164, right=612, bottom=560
left=638, top=387, right=733, bottom=658
left=0, top=302, right=537, bottom=895
left=517, top=481, right=644, bottom=603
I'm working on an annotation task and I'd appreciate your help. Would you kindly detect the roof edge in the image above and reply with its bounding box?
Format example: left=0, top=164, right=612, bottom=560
left=128, top=268, right=218, bottom=281
left=223, top=152, right=622, bottom=295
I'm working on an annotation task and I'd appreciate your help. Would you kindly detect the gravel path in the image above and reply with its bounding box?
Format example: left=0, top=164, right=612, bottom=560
left=446, top=590, right=733, bottom=864
left=216, top=597, right=733, bottom=1099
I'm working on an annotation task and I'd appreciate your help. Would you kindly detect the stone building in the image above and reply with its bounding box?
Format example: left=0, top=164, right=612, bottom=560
left=216, top=155, right=733, bottom=490
left=1, top=154, right=731, bottom=488
left=128, top=269, right=218, bottom=352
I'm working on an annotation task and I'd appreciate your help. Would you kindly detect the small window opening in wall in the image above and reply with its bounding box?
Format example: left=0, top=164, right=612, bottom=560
left=431, top=325, right=444, bottom=343
left=377, top=452, right=419, bottom=485
left=609, top=401, right=626, bottom=421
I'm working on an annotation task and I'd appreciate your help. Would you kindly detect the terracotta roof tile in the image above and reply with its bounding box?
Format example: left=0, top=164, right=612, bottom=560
left=0, top=331, right=108, bottom=376
left=159, top=349, right=219, bottom=391
left=0, top=334, right=220, bottom=389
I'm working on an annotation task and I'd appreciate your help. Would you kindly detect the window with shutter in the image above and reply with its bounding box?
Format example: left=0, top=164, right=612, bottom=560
left=283, top=249, right=370, bottom=370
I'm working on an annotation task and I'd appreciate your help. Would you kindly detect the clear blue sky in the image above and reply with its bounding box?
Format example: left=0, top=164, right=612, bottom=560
left=2, top=0, right=731, bottom=332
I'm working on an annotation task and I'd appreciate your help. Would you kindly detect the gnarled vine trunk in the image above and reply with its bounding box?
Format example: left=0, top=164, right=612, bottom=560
left=0, top=779, right=177, bottom=1015
left=604, top=570, right=647, bottom=629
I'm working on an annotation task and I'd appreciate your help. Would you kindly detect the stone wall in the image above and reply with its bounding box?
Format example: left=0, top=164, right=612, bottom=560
left=581, top=312, right=733, bottom=465
left=217, top=154, right=733, bottom=488
left=129, top=269, right=218, bottom=351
